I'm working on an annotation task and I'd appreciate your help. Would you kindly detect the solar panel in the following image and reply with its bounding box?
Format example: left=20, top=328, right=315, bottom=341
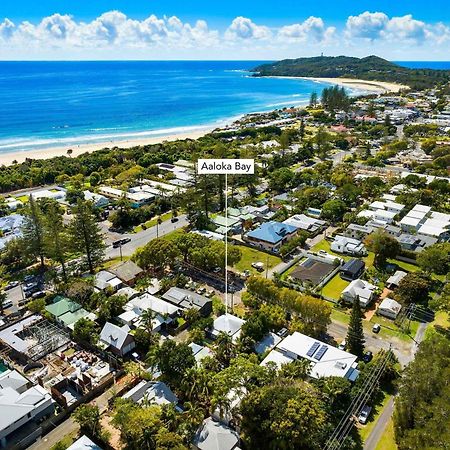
left=314, top=345, right=328, bottom=361
left=306, top=341, right=320, bottom=357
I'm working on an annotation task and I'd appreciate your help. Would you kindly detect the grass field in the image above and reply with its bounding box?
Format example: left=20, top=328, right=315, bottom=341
left=161, top=228, right=185, bottom=242
left=233, top=246, right=282, bottom=275
left=321, top=274, right=350, bottom=300
left=134, top=211, right=173, bottom=233
left=375, top=418, right=398, bottom=450
left=425, top=311, right=449, bottom=339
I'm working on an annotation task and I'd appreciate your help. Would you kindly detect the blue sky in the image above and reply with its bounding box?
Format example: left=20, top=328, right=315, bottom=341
left=1, top=0, right=449, bottom=60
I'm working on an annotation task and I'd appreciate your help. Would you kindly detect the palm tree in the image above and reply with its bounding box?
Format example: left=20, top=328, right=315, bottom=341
left=140, top=309, right=156, bottom=335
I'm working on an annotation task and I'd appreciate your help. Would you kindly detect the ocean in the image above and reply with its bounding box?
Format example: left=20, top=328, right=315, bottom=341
left=0, top=60, right=448, bottom=155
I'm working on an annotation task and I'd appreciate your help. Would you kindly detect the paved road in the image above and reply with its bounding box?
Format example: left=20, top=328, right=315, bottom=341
left=363, top=397, right=395, bottom=450
left=104, top=214, right=188, bottom=259
left=28, top=418, right=78, bottom=450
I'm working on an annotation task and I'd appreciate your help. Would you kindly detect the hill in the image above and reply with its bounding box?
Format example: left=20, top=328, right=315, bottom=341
left=252, top=56, right=450, bottom=90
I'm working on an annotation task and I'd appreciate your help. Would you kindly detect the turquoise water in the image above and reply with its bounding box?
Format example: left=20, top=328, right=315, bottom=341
left=0, top=61, right=364, bottom=154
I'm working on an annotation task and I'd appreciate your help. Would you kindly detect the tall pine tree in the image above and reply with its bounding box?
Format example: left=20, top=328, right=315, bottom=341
left=347, top=297, right=365, bottom=358
left=69, top=200, right=105, bottom=273
left=22, top=195, right=45, bottom=268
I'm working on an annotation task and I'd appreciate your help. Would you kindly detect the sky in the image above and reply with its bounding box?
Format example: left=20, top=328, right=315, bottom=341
left=0, top=0, right=450, bottom=60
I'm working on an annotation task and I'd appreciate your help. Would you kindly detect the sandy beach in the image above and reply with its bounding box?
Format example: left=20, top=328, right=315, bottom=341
left=0, top=129, right=212, bottom=166
left=298, top=77, right=409, bottom=94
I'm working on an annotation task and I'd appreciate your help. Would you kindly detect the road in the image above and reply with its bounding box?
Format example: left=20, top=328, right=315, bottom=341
left=104, top=214, right=188, bottom=259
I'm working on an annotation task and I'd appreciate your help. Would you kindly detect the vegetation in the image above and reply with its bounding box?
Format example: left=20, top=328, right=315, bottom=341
left=347, top=298, right=365, bottom=358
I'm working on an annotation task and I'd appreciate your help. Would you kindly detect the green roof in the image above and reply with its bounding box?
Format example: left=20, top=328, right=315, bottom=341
left=58, top=308, right=90, bottom=326
left=45, top=297, right=81, bottom=318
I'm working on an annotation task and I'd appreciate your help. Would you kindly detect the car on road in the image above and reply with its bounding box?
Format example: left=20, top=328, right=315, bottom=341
left=363, top=351, right=373, bottom=363
left=23, top=275, right=35, bottom=283
left=31, top=291, right=46, bottom=299
left=372, top=323, right=381, bottom=333
left=2, top=299, right=13, bottom=309
left=338, top=339, right=346, bottom=350
left=4, top=281, right=19, bottom=290
left=205, top=289, right=215, bottom=298
left=251, top=262, right=264, bottom=272
left=196, top=287, right=206, bottom=295
left=358, top=405, right=372, bottom=424
left=113, top=238, right=131, bottom=248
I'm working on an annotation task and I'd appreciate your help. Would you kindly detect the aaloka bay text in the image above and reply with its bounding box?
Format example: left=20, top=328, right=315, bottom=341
left=197, top=159, right=255, bottom=175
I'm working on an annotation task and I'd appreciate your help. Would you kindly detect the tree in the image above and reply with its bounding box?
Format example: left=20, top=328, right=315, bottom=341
left=347, top=298, right=365, bottom=358
left=309, top=92, right=318, bottom=107
left=133, top=238, right=180, bottom=272
left=69, top=200, right=105, bottom=273
left=140, top=308, right=157, bottom=335
left=0, top=291, right=7, bottom=315
left=43, top=202, right=70, bottom=282
left=396, top=272, right=432, bottom=305
left=417, top=243, right=450, bottom=275
left=27, top=298, right=46, bottom=313
left=240, top=381, right=326, bottom=449
left=269, top=167, right=295, bottom=193
left=212, top=332, right=236, bottom=369
left=22, top=195, right=45, bottom=268
left=321, top=199, right=347, bottom=222
left=365, top=230, right=401, bottom=268
left=394, top=333, right=450, bottom=450
left=73, top=404, right=100, bottom=438
left=72, top=318, right=99, bottom=346
left=89, top=171, right=101, bottom=186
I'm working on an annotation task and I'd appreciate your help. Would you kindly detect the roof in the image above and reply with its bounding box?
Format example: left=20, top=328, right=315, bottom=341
left=378, top=298, right=402, bottom=314
left=189, top=343, right=212, bottom=363
left=127, top=293, right=180, bottom=316
left=110, top=260, right=143, bottom=283
left=162, top=287, right=211, bottom=311
left=246, top=221, right=297, bottom=244
left=342, top=279, right=376, bottom=306
left=255, top=332, right=282, bottom=354
left=261, top=332, right=358, bottom=380
left=212, top=314, right=245, bottom=341
left=100, top=322, right=133, bottom=351
left=45, top=297, right=81, bottom=318
left=0, top=315, right=41, bottom=353
left=341, top=258, right=365, bottom=274
left=123, top=380, right=178, bottom=406
left=67, top=435, right=102, bottom=450
left=283, top=214, right=326, bottom=232
left=386, top=270, right=407, bottom=286
left=193, top=418, right=239, bottom=450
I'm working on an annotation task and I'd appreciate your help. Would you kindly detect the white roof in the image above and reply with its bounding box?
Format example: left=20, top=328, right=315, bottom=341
left=127, top=293, right=180, bottom=316
left=193, top=418, right=239, bottom=450
left=123, top=380, right=178, bottom=406
left=386, top=270, right=407, bottom=286
left=100, top=322, right=132, bottom=351
left=212, top=314, right=245, bottom=341
left=262, top=332, right=358, bottom=379
left=400, top=216, right=422, bottom=227
left=342, top=279, right=376, bottom=307
left=378, top=298, right=402, bottom=314
left=255, top=332, right=282, bottom=354
left=67, top=435, right=102, bottom=450
left=411, top=204, right=432, bottom=214
left=261, top=350, right=294, bottom=368
left=189, top=343, right=212, bottom=363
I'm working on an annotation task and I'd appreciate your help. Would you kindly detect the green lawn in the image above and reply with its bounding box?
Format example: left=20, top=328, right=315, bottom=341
left=134, top=211, right=173, bottom=233
left=375, top=418, right=398, bottom=450
left=425, top=311, right=449, bottom=339
left=321, top=274, right=350, bottom=300
left=233, top=246, right=281, bottom=275
left=16, top=195, right=29, bottom=203
left=331, top=308, right=351, bottom=325
left=161, top=228, right=186, bottom=242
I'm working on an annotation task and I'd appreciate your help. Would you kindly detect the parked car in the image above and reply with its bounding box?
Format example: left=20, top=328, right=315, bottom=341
left=4, top=281, right=19, bottom=290
left=31, top=291, right=46, bottom=299
left=277, top=327, right=289, bottom=338
left=363, top=351, right=373, bottom=363
left=251, top=262, right=264, bottom=272
left=196, top=287, right=206, bottom=295
left=338, top=339, right=346, bottom=350
left=372, top=323, right=381, bottom=333
left=205, top=290, right=215, bottom=298
left=358, top=405, right=372, bottom=424
left=2, top=300, right=13, bottom=309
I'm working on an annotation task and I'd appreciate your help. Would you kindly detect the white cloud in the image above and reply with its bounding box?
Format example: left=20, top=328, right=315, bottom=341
left=345, top=11, right=449, bottom=44
left=225, top=16, right=271, bottom=40
left=278, top=16, right=336, bottom=43
left=0, top=18, right=15, bottom=40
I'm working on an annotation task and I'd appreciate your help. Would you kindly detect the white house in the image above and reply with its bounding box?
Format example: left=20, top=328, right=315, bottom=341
left=386, top=270, right=407, bottom=288
left=99, top=322, right=135, bottom=356
left=123, top=380, right=181, bottom=410
left=192, top=418, right=239, bottom=450
left=377, top=298, right=402, bottom=320
left=83, top=190, right=109, bottom=208
left=283, top=214, right=326, bottom=234
left=330, top=235, right=367, bottom=256
left=261, top=332, right=359, bottom=381
left=211, top=314, right=245, bottom=342
left=0, top=370, right=55, bottom=448
left=342, top=279, right=376, bottom=308
left=94, top=271, right=123, bottom=292
left=67, top=435, right=102, bottom=450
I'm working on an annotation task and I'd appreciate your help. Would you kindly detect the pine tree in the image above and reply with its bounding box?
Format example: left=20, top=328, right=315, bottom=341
left=69, top=200, right=105, bottom=273
left=347, top=297, right=365, bottom=358
left=43, top=203, right=69, bottom=282
left=22, top=195, right=45, bottom=268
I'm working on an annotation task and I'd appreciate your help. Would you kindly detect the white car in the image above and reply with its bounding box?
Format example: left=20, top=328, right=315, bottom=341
left=338, top=339, right=346, bottom=350
left=358, top=405, right=372, bottom=424
left=251, top=262, right=264, bottom=272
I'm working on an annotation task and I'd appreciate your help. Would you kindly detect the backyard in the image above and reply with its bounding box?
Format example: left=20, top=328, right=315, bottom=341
left=233, top=245, right=282, bottom=275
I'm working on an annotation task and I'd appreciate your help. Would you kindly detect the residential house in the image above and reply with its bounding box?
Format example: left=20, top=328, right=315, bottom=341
left=385, top=270, right=407, bottom=289
left=377, top=298, right=402, bottom=319
left=261, top=331, right=359, bottom=381
left=255, top=332, right=282, bottom=354
left=211, top=314, right=245, bottom=342
left=192, top=418, right=239, bottom=450
left=245, top=221, right=297, bottom=253
left=189, top=343, right=212, bottom=365
left=123, top=380, right=180, bottom=409
left=45, top=296, right=95, bottom=330
left=344, top=224, right=373, bottom=241
left=162, top=287, right=212, bottom=317
left=342, top=279, right=376, bottom=308
left=67, top=435, right=102, bottom=450
left=94, top=271, right=123, bottom=292
left=330, top=236, right=367, bottom=256
left=193, top=230, right=225, bottom=241
left=212, top=215, right=242, bottom=235
left=0, top=369, right=55, bottom=448
left=397, top=233, right=437, bottom=252
left=83, top=191, right=109, bottom=208
left=99, top=322, right=135, bottom=356
left=283, top=214, right=326, bottom=234
left=109, top=260, right=144, bottom=286
left=0, top=214, right=24, bottom=250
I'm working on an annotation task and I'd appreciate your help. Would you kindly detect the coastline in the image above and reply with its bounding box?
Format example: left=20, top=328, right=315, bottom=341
left=0, top=129, right=212, bottom=166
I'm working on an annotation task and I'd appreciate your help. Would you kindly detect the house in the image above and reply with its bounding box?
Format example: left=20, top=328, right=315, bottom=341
left=331, top=236, right=367, bottom=256
left=98, top=186, right=125, bottom=199
left=283, top=214, right=326, bottom=234
left=342, top=279, right=376, bottom=308
left=397, top=233, right=437, bottom=252
left=94, top=271, right=123, bottom=292
left=67, top=435, right=102, bottom=450
left=340, top=259, right=365, bottom=281
left=123, top=380, right=180, bottom=409
left=4, top=198, right=23, bottom=211
left=0, top=214, right=24, bottom=250
left=385, top=270, right=407, bottom=288
left=99, top=322, right=135, bottom=356
left=261, top=332, right=359, bottom=381
left=83, top=190, right=109, bottom=208
left=378, top=298, right=402, bottom=319
left=109, top=260, right=144, bottom=286
left=344, top=224, right=374, bottom=241
left=193, top=418, right=239, bottom=450
left=115, top=286, right=139, bottom=300
left=45, top=296, right=95, bottom=330
left=212, top=215, right=242, bottom=235
left=31, top=189, right=66, bottom=201
left=0, top=369, right=55, bottom=448
left=193, top=230, right=225, bottom=241
left=211, top=314, right=245, bottom=342
left=126, top=191, right=155, bottom=208
left=245, top=221, right=297, bottom=253
left=255, top=332, right=282, bottom=354
left=189, top=343, right=212, bottom=364
left=162, top=287, right=212, bottom=317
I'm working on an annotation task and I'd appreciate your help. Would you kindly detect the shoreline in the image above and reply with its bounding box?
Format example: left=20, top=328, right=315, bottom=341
left=0, top=129, right=213, bottom=166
